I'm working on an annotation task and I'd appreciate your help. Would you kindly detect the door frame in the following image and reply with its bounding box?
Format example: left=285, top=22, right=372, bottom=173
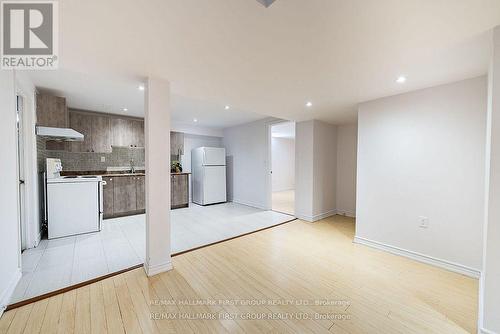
left=15, top=73, right=40, bottom=251
left=266, top=119, right=296, bottom=215
left=16, top=94, right=27, bottom=251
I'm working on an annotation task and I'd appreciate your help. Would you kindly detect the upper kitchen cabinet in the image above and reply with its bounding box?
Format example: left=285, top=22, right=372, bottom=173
left=37, top=94, right=69, bottom=151
left=91, top=115, right=112, bottom=153
left=131, top=120, right=144, bottom=148
left=111, top=118, right=131, bottom=147
left=68, top=112, right=92, bottom=153
left=111, top=117, right=144, bottom=148
left=36, top=94, right=68, bottom=128
left=170, top=131, right=184, bottom=156
left=68, top=111, right=112, bottom=153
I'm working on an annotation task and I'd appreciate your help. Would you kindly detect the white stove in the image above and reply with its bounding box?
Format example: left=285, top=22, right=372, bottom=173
left=45, top=159, right=104, bottom=239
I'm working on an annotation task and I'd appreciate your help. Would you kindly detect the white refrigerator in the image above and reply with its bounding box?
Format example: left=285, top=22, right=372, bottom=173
left=192, top=147, right=227, bottom=205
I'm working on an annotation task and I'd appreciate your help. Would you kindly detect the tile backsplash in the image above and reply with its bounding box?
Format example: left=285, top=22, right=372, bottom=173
left=37, top=138, right=145, bottom=172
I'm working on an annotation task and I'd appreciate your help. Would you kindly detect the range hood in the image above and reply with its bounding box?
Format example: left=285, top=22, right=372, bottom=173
left=36, top=126, right=84, bottom=142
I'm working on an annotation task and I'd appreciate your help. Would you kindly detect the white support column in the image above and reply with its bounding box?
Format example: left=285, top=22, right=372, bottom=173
left=480, top=25, right=500, bottom=334
left=144, top=77, right=173, bottom=276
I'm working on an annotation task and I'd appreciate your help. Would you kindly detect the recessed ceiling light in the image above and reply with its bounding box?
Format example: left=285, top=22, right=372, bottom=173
left=396, top=76, right=407, bottom=83
left=193, top=118, right=198, bottom=123
left=306, top=101, right=312, bottom=107
left=225, top=105, right=230, bottom=110
left=138, top=85, right=145, bottom=91
left=122, top=108, right=128, bottom=111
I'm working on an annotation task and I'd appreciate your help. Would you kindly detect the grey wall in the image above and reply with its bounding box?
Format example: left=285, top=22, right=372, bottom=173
left=37, top=138, right=145, bottom=172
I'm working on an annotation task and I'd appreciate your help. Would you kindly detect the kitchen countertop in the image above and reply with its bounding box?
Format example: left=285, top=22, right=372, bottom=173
left=102, top=173, right=145, bottom=177
left=61, top=171, right=191, bottom=177
left=61, top=170, right=145, bottom=177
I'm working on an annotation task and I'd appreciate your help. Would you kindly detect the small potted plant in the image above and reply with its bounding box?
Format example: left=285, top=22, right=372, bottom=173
left=171, top=161, right=183, bottom=173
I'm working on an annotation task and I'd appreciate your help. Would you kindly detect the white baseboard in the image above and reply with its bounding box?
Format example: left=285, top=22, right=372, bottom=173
left=353, top=236, right=481, bottom=278
left=296, top=209, right=337, bottom=222
left=232, top=199, right=268, bottom=211
left=0, top=269, right=22, bottom=318
left=144, top=261, right=173, bottom=277
left=481, top=327, right=499, bottom=334
left=335, top=210, right=356, bottom=218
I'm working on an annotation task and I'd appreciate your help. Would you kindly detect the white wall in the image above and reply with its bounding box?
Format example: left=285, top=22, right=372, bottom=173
left=356, top=76, right=487, bottom=274
left=481, top=25, right=500, bottom=334
left=312, top=121, right=337, bottom=219
left=295, top=121, right=314, bottom=219
left=295, top=120, right=338, bottom=221
left=271, top=137, right=295, bottom=192
left=223, top=118, right=276, bottom=209
left=336, top=124, right=357, bottom=217
left=171, top=121, right=223, bottom=137
left=180, top=133, right=223, bottom=201
left=144, top=77, right=172, bottom=276
left=0, top=71, right=22, bottom=314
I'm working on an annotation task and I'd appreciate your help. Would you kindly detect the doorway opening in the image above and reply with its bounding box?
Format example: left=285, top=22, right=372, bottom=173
left=270, top=121, right=295, bottom=216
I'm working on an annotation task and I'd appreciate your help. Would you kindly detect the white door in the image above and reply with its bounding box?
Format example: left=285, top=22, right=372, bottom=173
left=203, top=166, right=227, bottom=204
left=203, top=147, right=226, bottom=166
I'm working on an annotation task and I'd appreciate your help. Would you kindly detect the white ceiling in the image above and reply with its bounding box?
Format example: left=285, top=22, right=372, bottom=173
left=272, top=122, right=295, bottom=138
left=27, top=70, right=266, bottom=128
left=34, top=0, right=500, bottom=125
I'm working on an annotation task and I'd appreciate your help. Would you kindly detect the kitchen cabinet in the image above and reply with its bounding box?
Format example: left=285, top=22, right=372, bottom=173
left=170, top=131, right=184, bottom=156
left=113, top=176, right=137, bottom=213
left=68, top=112, right=93, bottom=152
left=102, top=175, right=145, bottom=219
left=91, top=115, right=112, bottom=153
left=111, top=118, right=131, bottom=147
left=131, top=120, right=144, bottom=148
left=111, top=118, right=144, bottom=148
left=171, top=174, right=189, bottom=209
left=36, top=94, right=68, bottom=128
left=37, top=94, right=69, bottom=151
left=102, top=177, right=114, bottom=218
left=68, top=111, right=140, bottom=153
left=136, top=176, right=145, bottom=210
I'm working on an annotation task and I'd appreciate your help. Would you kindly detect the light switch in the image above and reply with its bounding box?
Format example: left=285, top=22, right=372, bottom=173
left=101, top=156, right=105, bottom=162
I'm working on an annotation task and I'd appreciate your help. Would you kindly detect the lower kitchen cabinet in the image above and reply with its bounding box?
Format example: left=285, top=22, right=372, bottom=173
left=136, top=176, right=145, bottom=211
left=103, top=177, right=114, bottom=219
left=171, top=174, right=189, bottom=209
left=102, top=175, right=146, bottom=219
left=113, top=176, right=137, bottom=213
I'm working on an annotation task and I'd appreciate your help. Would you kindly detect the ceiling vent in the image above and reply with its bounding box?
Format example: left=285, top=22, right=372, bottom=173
left=255, top=0, right=277, bottom=8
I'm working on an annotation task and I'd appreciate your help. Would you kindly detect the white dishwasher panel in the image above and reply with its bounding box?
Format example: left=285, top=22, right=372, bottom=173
left=48, top=181, right=100, bottom=239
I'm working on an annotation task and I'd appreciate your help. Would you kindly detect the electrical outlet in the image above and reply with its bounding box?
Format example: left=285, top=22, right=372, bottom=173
left=419, top=216, right=429, bottom=228
left=101, top=156, right=105, bottom=162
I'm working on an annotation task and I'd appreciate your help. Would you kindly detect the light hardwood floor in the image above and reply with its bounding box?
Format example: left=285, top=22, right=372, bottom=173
left=0, top=216, right=478, bottom=333
left=272, top=190, right=295, bottom=216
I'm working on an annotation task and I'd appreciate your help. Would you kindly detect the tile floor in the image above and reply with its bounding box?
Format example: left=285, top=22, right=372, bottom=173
left=272, top=190, right=295, bottom=215
left=10, top=202, right=294, bottom=303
